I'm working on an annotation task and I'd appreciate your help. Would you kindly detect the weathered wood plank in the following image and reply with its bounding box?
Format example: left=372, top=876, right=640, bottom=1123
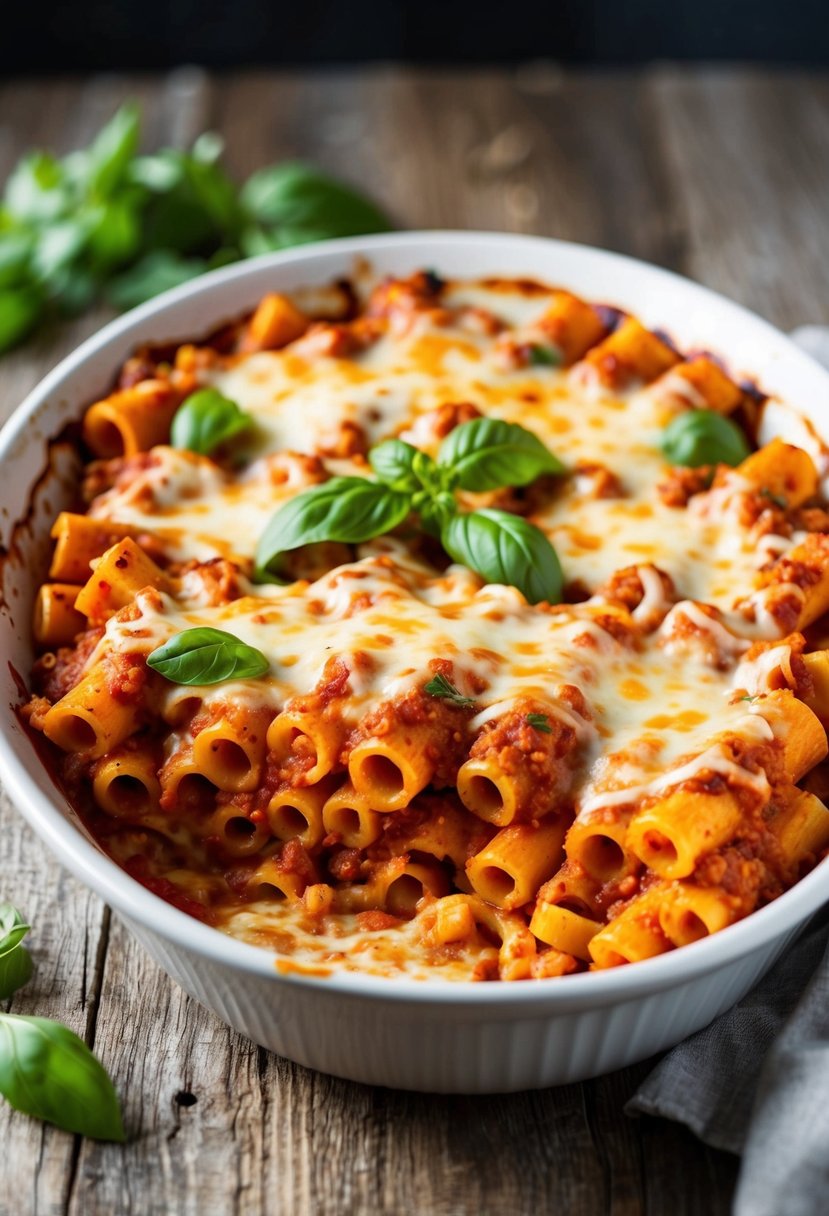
left=648, top=67, right=829, bottom=329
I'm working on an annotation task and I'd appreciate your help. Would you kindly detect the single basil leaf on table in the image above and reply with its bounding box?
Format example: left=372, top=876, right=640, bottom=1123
left=437, top=418, right=565, bottom=492
left=0, top=903, right=31, bottom=955
left=441, top=508, right=564, bottom=605
left=255, top=477, right=411, bottom=579
left=0, top=904, right=33, bottom=1002
left=147, top=627, right=270, bottom=685
left=240, top=162, right=392, bottom=238
left=0, top=946, right=33, bottom=1001
left=171, top=388, right=253, bottom=455
left=660, top=409, right=750, bottom=468
left=0, top=1015, right=125, bottom=1141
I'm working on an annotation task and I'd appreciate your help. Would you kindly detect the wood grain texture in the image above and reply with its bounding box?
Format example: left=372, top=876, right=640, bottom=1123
left=4, top=63, right=828, bottom=1214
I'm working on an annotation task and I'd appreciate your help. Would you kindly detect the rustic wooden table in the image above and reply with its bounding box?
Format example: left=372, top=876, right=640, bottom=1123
left=2, top=65, right=828, bottom=1215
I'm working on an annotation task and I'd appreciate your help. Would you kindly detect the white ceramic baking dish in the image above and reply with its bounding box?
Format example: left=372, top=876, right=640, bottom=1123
left=2, top=232, right=828, bottom=1093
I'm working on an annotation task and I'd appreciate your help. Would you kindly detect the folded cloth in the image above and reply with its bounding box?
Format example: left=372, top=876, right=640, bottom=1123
left=627, top=325, right=829, bottom=1216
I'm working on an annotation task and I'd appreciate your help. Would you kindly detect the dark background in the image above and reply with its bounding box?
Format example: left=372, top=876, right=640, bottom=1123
left=3, top=0, right=829, bottom=74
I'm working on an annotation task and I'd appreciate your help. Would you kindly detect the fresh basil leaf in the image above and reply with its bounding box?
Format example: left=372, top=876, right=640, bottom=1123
left=147, top=627, right=269, bottom=685
left=423, top=673, right=476, bottom=708
left=171, top=388, right=253, bottom=455
left=87, top=104, right=140, bottom=198
left=0, top=946, right=33, bottom=1000
left=660, top=409, right=750, bottom=468
left=0, top=1015, right=125, bottom=1140
left=528, top=344, right=561, bottom=367
left=0, top=904, right=32, bottom=1000
left=437, top=418, right=565, bottom=492
left=4, top=153, right=67, bottom=223
left=107, top=250, right=208, bottom=309
left=369, top=439, right=422, bottom=491
left=0, top=287, right=43, bottom=353
left=441, top=508, right=564, bottom=605
left=129, top=152, right=184, bottom=193
left=525, top=712, right=552, bottom=733
left=240, top=162, right=392, bottom=238
left=86, top=199, right=142, bottom=269
left=191, top=131, right=225, bottom=165
left=255, top=477, right=411, bottom=579
left=0, top=904, right=30, bottom=955
left=0, top=234, right=33, bottom=289
left=31, top=219, right=90, bottom=281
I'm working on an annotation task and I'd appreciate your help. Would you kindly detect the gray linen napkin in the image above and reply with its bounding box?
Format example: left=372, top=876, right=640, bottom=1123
left=626, top=325, right=829, bottom=1215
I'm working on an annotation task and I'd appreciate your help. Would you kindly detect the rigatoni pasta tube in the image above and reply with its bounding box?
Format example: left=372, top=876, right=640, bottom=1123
left=737, top=438, right=818, bottom=509
left=348, top=721, right=437, bottom=812
left=465, top=818, right=567, bottom=910
left=536, top=290, right=607, bottom=365
left=49, top=513, right=140, bottom=583
left=588, top=888, right=670, bottom=969
left=564, top=812, right=637, bottom=882
left=192, top=711, right=270, bottom=793
left=661, top=355, right=743, bottom=414
left=205, top=806, right=270, bottom=857
left=267, top=779, right=332, bottom=848
left=802, top=650, right=829, bottom=725
left=536, top=862, right=601, bottom=918
left=430, top=893, right=536, bottom=981
left=239, top=293, right=309, bottom=353
left=92, top=747, right=161, bottom=817
left=74, top=538, right=169, bottom=622
left=159, top=749, right=218, bottom=814
left=760, top=689, right=828, bottom=780
left=246, top=856, right=308, bottom=902
left=530, top=903, right=601, bottom=960
left=769, top=789, right=829, bottom=867
left=267, top=705, right=344, bottom=786
left=335, top=857, right=449, bottom=916
left=381, top=797, right=489, bottom=868
left=626, top=789, right=744, bottom=880
left=321, top=782, right=382, bottom=848
left=82, top=378, right=183, bottom=457
left=42, top=663, right=142, bottom=758
left=657, top=883, right=739, bottom=947
left=33, top=583, right=85, bottom=647
left=578, top=317, right=678, bottom=388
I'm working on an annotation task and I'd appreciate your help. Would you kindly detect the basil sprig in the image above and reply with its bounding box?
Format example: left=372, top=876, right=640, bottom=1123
left=660, top=409, right=750, bottom=469
left=0, top=902, right=125, bottom=1141
left=171, top=388, right=254, bottom=455
left=147, top=626, right=270, bottom=685
left=256, top=417, right=565, bottom=604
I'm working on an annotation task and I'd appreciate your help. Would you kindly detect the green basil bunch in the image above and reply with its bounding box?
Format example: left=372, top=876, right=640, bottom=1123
left=0, top=902, right=125, bottom=1141
left=255, top=418, right=566, bottom=605
left=0, top=104, right=392, bottom=353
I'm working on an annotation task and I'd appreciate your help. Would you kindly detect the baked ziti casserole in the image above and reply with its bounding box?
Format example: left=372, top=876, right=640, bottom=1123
left=22, top=269, right=829, bottom=981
